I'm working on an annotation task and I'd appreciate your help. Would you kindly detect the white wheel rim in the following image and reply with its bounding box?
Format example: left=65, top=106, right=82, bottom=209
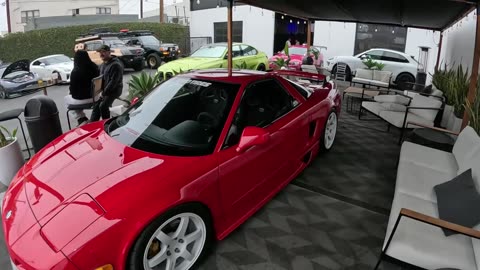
left=324, top=113, right=337, bottom=149
left=143, top=213, right=206, bottom=270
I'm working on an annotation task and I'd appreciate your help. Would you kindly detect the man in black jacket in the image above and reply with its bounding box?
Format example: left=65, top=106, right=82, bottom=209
left=90, top=45, right=124, bottom=121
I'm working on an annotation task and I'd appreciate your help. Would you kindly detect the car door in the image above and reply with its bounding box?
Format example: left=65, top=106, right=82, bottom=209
left=218, top=78, right=310, bottom=225
left=221, top=45, right=244, bottom=68
left=381, top=51, right=411, bottom=78
left=31, top=60, right=48, bottom=79
left=240, top=45, right=260, bottom=70
left=84, top=41, right=103, bottom=65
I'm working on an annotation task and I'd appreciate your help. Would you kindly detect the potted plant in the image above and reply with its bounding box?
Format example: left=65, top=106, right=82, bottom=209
left=465, top=96, right=480, bottom=134
left=0, top=126, right=24, bottom=187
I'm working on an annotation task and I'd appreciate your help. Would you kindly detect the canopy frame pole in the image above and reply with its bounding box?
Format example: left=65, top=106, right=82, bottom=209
left=227, top=0, right=233, bottom=76
left=462, top=3, right=480, bottom=129
left=435, top=32, right=443, bottom=71
left=307, top=20, right=312, bottom=50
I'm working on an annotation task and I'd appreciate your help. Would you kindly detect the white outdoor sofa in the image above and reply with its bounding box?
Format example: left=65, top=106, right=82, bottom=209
left=375, top=125, right=480, bottom=270
left=351, top=68, right=392, bottom=89
left=359, top=91, right=444, bottom=144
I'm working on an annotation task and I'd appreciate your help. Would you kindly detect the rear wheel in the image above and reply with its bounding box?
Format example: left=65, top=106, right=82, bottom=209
left=396, top=73, right=415, bottom=90
left=148, top=54, right=162, bottom=69
left=320, top=111, right=338, bottom=152
left=257, top=64, right=266, bottom=71
left=127, top=204, right=213, bottom=270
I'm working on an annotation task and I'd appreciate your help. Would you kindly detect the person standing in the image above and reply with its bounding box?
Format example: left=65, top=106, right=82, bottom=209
left=64, top=50, right=99, bottom=126
left=90, top=45, right=124, bottom=122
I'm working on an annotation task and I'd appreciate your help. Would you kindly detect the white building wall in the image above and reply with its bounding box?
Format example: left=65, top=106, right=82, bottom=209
left=441, top=10, right=476, bottom=71
left=313, top=21, right=356, bottom=60
left=9, top=0, right=120, bottom=32
left=190, top=6, right=275, bottom=57
left=404, top=28, right=440, bottom=83
left=0, top=2, right=7, bottom=34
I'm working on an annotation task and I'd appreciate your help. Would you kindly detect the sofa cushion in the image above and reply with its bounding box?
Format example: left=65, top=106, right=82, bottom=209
left=352, top=77, right=375, bottom=85
left=362, top=101, right=387, bottom=115
left=355, top=68, right=373, bottom=80
left=409, top=94, right=443, bottom=122
left=453, top=126, right=480, bottom=169
left=396, top=161, right=457, bottom=203
left=384, top=192, right=476, bottom=270
left=369, top=80, right=389, bottom=88
left=434, top=169, right=480, bottom=236
left=380, top=102, right=407, bottom=112
left=458, top=147, right=480, bottom=192
left=399, top=142, right=459, bottom=174
left=379, top=111, right=434, bottom=128
left=373, top=70, right=392, bottom=83
left=374, top=94, right=411, bottom=105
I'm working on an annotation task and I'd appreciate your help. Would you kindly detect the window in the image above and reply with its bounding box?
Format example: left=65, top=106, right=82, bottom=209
left=107, top=77, right=240, bottom=156
left=224, top=79, right=296, bottom=148
left=72, top=9, right=80, bottom=15
left=232, top=45, right=242, bottom=58
left=354, top=23, right=407, bottom=55
left=21, top=10, right=39, bottom=23
left=382, top=51, right=409, bottom=63
left=191, top=45, right=226, bottom=58
left=96, top=7, right=111, bottom=14
left=85, top=41, right=102, bottom=51
left=241, top=45, right=257, bottom=56
left=363, top=50, right=384, bottom=60
left=214, top=21, right=243, bottom=43
left=286, top=80, right=310, bottom=99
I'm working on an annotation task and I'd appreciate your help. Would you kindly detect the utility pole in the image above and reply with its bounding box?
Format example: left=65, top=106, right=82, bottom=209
left=140, top=0, right=143, bottom=19
left=160, top=0, right=164, bottom=23
left=6, top=0, right=11, bottom=33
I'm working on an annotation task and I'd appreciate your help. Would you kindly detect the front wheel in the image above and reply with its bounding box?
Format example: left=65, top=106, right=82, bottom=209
left=396, top=73, right=415, bottom=90
left=148, top=54, right=162, bottom=69
left=320, top=111, right=338, bottom=152
left=257, top=64, right=266, bottom=71
left=0, top=87, right=8, bottom=99
left=127, top=204, right=213, bottom=270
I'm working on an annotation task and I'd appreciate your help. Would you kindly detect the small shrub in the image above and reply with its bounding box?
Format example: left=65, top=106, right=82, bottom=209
left=128, top=72, right=162, bottom=100
left=0, top=126, right=17, bottom=148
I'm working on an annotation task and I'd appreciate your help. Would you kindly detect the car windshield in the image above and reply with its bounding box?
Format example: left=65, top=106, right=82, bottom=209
left=43, top=55, right=71, bottom=65
left=106, top=76, right=240, bottom=156
left=289, top=47, right=307, bottom=55
left=191, top=45, right=226, bottom=58
left=3, top=71, right=31, bottom=80
left=103, top=38, right=126, bottom=48
left=138, top=35, right=160, bottom=46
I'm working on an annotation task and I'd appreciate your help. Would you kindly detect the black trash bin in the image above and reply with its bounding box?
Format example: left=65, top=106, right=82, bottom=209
left=24, top=96, right=63, bottom=152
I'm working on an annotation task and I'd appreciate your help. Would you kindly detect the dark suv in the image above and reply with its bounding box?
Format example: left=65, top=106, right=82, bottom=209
left=120, top=30, right=180, bottom=69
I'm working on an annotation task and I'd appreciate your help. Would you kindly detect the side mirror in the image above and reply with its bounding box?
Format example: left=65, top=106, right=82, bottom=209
left=40, top=63, right=46, bottom=67
left=236, top=127, right=270, bottom=153
left=359, top=55, right=367, bottom=60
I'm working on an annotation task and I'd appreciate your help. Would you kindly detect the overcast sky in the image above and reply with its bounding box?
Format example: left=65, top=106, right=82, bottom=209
left=0, top=1, right=6, bottom=33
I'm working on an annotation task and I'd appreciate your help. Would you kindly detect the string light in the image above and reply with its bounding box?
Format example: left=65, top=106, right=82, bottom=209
left=392, top=30, right=395, bottom=34
left=281, top=15, right=284, bottom=19
left=375, top=28, right=378, bottom=32
left=297, top=21, right=300, bottom=24
left=304, top=21, right=306, bottom=24
left=196, top=0, right=200, bottom=4
left=290, top=19, right=293, bottom=23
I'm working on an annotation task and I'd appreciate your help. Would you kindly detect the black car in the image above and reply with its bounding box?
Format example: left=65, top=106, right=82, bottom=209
left=120, top=30, right=180, bottom=69
left=0, top=60, right=42, bottom=99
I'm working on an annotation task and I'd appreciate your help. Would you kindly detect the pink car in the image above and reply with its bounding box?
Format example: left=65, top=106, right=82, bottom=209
left=269, top=45, right=326, bottom=71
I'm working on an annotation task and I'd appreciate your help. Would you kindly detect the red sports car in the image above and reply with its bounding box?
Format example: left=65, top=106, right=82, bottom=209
left=269, top=45, right=327, bottom=71
left=2, top=69, right=341, bottom=270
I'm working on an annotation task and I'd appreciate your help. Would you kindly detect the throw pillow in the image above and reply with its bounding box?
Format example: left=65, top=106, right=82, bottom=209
left=380, top=102, right=407, bottom=112
left=434, top=169, right=480, bottom=236
left=374, top=95, right=410, bottom=105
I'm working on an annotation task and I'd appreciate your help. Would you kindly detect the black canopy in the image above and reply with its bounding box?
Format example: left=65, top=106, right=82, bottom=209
left=239, top=0, right=477, bottom=31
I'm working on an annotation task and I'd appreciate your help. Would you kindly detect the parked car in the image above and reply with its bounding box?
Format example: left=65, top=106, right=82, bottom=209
left=120, top=30, right=180, bottom=69
left=30, top=54, right=73, bottom=84
left=157, top=43, right=269, bottom=79
left=0, top=60, right=41, bottom=99
left=74, top=33, right=145, bottom=71
left=3, top=69, right=341, bottom=270
left=326, top=48, right=418, bottom=88
left=269, top=45, right=326, bottom=70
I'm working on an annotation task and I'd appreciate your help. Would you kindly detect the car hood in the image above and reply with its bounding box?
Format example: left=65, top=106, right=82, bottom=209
left=19, top=124, right=167, bottom=225
left=158, top=57, right=221, bottom=73
left=2, top=59, right=30, bottom=79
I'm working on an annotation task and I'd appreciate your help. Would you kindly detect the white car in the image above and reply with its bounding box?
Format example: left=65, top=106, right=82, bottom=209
left=30, top=54, right=73, bottom=84
left=326, top=48, right=418, bottom=89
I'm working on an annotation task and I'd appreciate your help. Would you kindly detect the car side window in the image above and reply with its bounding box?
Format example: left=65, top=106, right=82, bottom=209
left=32, top=61, right=41, bottom=66
left=223, top=79, right=297, bottom=148
left=241, top=45, right=257, bottom=56
left=382, top=51, right=409, bottom=63
left=365, top=50, right=384, bottom=60
left=232, top=45, right=243, bottom=58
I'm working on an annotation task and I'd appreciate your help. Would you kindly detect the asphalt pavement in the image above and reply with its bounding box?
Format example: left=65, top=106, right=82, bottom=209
left=0, top=68, right=155, bottom=270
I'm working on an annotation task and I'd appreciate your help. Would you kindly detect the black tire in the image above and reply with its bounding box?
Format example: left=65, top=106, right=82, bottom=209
left=53, top=71, right=62, bottom=83
left=257, top=64, right=266, bottom=71
left=127, top=203, right=214, bottom=270
left=0, top=87, right=8, bottom=99
left=320, top=111, right=338, bottom=152
left=147, top=54, right=162, bottom=69
left=396, top=73, right=415, bottom=90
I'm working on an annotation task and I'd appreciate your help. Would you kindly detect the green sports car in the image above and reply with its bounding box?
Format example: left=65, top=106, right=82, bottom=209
left=157, top=43, right=269, bottom=79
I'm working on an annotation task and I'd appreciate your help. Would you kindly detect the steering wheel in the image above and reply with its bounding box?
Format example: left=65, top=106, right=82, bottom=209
left=197, top=112, right=218, bottom=131
left=200, top=88, right=228, bottom=104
